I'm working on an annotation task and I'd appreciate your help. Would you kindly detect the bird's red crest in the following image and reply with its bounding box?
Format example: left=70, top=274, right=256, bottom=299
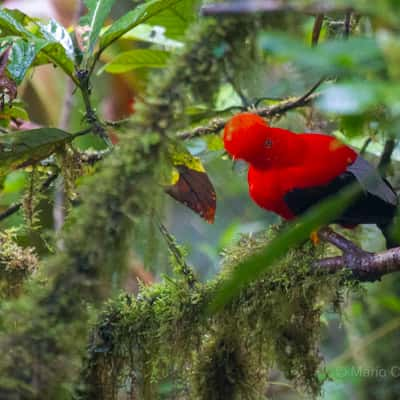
left=223, top=113, right=270, bottom=163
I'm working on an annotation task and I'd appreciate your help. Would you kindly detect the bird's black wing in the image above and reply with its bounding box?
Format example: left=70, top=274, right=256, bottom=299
left=284, top=156, right=397, bottom=227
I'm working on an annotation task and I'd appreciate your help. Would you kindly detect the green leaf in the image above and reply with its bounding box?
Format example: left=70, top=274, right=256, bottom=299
left=0, top=10, right=76, bottom=82
left=144, top=0, right=197, bottom=40
left=34, top=41, right=76, bottom=80
left=209, top=184, right=360, bottom=312
left=0, top=103, right=29, bottom=121
left=0, top=9, right=35, bottom=38
left=259, top=34, right=384, bottom=77
left=2, top=170, right=28, bottom=194
left=104, top=49, right=170, bottom=73
left=0, top=38, right=42, bottom=84
left=38, top=19, right=75, bottom=61
left=34, top=20, right=76, bottom=79
left=121, top=24, right=183, bottom=48
left=99, top=0, right=182, bottom=53
left=0, top=128, right=71, bottom=176
left=80, top=0, right=117, bottom=55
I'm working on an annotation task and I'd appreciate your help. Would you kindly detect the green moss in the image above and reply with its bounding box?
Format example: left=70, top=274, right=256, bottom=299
left=77, top=226, right=355, bottom=399
left=0, top=229, right=38, bottom=298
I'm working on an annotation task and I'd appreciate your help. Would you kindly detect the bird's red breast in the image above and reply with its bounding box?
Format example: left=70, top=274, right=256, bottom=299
left=223, top=113, right=357, bottom=220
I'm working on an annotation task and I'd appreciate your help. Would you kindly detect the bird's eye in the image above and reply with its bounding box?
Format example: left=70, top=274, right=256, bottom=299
left=264, top=139, right=273, bottom=148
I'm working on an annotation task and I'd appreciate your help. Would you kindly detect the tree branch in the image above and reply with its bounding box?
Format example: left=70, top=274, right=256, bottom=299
left=344, top=10, right=352, bottom=39
left=178, top=80, right=323, bottom=140
left=312, top=14, right=325, bottom=47
left=315, top=227, right=400, bottom=282
left=201, top=1, right=354, bottom=16
left=0, top=149, right=108, bottom=223
left=378, top=138, right=396, bottom=177
left=0, top=172, right=59, bottom=222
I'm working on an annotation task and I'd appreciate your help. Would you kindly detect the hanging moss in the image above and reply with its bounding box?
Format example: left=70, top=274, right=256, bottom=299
left=76, top=225, right=356, bottom=399
left=0, top=229, right=38, bottom=298
left=192, top=332, right=263, bottom=400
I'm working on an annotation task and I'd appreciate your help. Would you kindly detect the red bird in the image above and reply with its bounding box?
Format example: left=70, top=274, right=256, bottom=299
left=223, top=113, right=398, bottom=247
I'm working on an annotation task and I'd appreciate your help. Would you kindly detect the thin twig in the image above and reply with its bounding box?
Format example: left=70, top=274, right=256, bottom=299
left=223, top=59, right=249, bottom=107
left=104, top=118, right=132, bottom=128
left=312, top=14, right=325, bottom=46
left=178, top=79, right=324, bottom=140
left=201, top=1, right=354, bottom=16
left=378, top=138, right=396, bottom=177
left=360, top=137, right=372, bottom=155
left=0, top=149, right=108, bottom=224
left=344, top=10, right=352, bottom=38
left=0, top=173, right=59, bottom=222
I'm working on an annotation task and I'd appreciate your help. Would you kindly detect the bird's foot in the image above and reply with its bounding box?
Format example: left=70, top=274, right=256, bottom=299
left=310, top=230, right=320, bottom=245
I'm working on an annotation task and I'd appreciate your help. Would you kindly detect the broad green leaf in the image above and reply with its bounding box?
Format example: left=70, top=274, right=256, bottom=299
left=144, top=0, right=198, bottom=40
left=0, top=9, right=35, bottom=38
left=38, top=19, right=75, bottom=61
left=2, top=170, right=28, bottom=194
left=121, top=24, right=183, bottom=48
left=35, top=41, right=76, bottom=79
left=80, top=0, right=117, bottom=55
left=0, top=128, right=71, bottom=176
left=259, top=34, right=385, bottom=77
left=209, top=184, right=360, bottom=312
left=0, top=38, right=43, bottom=84
left=0, top=103, right=29, bottom=121
left=104, top=49, right=170, bottom=73
left=0, top=10, right=76, bottom=81
left=99, top=0, right=182, bottom=52
left=34, top=20, right=76, bottom=79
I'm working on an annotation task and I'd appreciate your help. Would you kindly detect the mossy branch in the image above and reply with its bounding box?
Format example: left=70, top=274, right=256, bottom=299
left=77, top=227, right=353, bottom=400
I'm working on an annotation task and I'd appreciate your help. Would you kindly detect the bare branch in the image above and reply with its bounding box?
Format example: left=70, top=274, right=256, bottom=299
left=344, top=10, right=352, bottom=38
left=316, top=247, right=400, bottom=282
left=316, top=227, right=400, bottom=282
left=378, top=138, right=396, bottom=177
left=201, top=1, right=354, bottom=16
left=360, top=137, right=372, bottom=155
left=312, top=14, right=325, bottom=47
left=201, top=0, right=294, bottom=15
left=178, top=81, right=323, bottom=140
